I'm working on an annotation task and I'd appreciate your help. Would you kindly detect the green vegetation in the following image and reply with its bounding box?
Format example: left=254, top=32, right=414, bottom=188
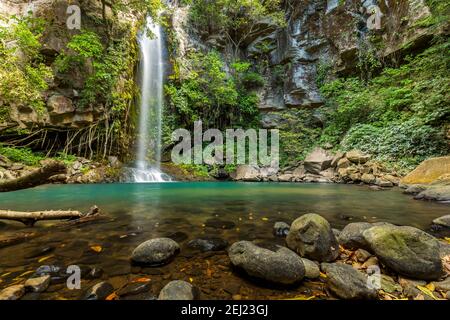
left=317, top=38, right=449, bottom=169
left=165, top=51, right=260, bottom=132
left=0, top=144, right=44, bottom=166
left=0, top=14, right=53, bottom=117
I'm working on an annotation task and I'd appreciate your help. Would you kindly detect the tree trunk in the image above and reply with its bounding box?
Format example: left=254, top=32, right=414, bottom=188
left=0, top=160, right=66, bottom=192
left=0, top=206, right=99, bottom=226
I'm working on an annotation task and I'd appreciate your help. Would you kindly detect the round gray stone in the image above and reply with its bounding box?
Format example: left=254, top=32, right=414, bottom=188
left=286, top=213, right=339, bottom=262
left=158, top=280, right=196, bottom=300
left=363, top=225, right=443, bottom=280
left=131, top=238, right=180, bottom=266
left=228, top=241, right=305, bottom=285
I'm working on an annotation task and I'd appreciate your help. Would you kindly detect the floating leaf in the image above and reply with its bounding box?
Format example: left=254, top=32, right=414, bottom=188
left=444, top=237, right=450, bottom=244
left=417, top=285, right=438, bottom=300
left=38, top=255, right=53, bottom=263
left=132, top=277, right=151, bottom=283
left=90, top=245, right=102, bottom=253
left=18, top=270, right=34, bottom=277
left=106, top=292, right=119, bottom=301
left=319, top=272, right=327, bottom=279
left=1, top=272, right=12, bottom=278
left=261, top=217, right=269, bottom=221
left=189, top=277, right=194, bottom=283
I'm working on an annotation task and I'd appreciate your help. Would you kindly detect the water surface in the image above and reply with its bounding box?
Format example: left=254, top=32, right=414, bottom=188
left=0, top=182, right=448, bottom=299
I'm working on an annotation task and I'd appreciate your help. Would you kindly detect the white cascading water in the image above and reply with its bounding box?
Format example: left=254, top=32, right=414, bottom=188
left=131, top=16, right=171, bottom=183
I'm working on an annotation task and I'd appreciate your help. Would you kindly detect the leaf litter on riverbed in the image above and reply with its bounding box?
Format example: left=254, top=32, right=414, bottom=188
left=416, top=285, right=441, bottom=300
left=90, top=245, right=102, bottom=253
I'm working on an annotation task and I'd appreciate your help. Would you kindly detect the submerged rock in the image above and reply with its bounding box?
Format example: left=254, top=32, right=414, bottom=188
left=432, top=215, right=450, bottom=228
left=131, top=238, right=180, bottom=266
left=363, top=225, right=443, bottom=280
left=286, top=214, right=339, bottom=262
left=187, top=237, right=228, bottom=252
left=117, top=281, right=151, bottom=298
left=158, top=280, right=197, bottom=300
left=204, top=218, right=236, bottom=230
left=83, top=281, right=114, bottom=300
left=0, top=285, right=25, bottom=300
left=24, top=275, right=51, bottom=293
left=321, top=263, right=376, bottom=299
left=228, top=241, right=305, bottom=285
left=273, top=221, right=290, bottom=237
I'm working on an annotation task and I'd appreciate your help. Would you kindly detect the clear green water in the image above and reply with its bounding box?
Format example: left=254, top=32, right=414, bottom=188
left=0, top=182, right=448, bottom=299
left=0, top=182, right=448, bottom=229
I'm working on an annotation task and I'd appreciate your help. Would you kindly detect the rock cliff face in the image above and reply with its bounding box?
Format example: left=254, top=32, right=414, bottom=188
left=0, top=0, right=139, bottom=158
left=253, top=0, right=439, bottom=129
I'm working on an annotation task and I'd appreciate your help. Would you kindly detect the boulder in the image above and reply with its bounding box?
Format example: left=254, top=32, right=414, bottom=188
left=432, top=215, right=450, bottom=228
left=286, top=213, right=339, bottom=262
left=361, top=173, right=376, bottom=184
left=131, top=238, right=180, bottom=266
left=337, top=158, right=351, bottom=169
left=414, top=186, right=450, bottom=202
left=187, top=237, right=228, bottom=252
left=278, top=173, right=293, bottom=182
left=232, top=165, right=260, bottom=181
left=228, top=241, right=305, bottom=285
left=304, top=148, right=333, bottom=175
left=330, top=152, right=345, bottom=168
left=301, top=258, right=320, bottom=279
left=321, top=263, right=377, bottom=299
left=374, top=178, right=393, bottom=188
left=0, top=285, right=25, bottom=300
left=346, top=150, right=371, bottom=164
left=403, top=184, right=427, bottom=195
left=158, top=280, right=197, bottom=300
left=402, top=156, right=450, bottom=185
left=292, top=165, right=306, bottom=180
left=338, top=222, right=373, bottom=250
left=363, top=225, right=443, bottom=280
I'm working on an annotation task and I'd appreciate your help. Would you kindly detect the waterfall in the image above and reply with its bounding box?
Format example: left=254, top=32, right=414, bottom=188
left=131, top=16, right=171, bottom=183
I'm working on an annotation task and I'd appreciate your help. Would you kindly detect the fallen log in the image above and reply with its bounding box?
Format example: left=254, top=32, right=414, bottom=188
left=0, top=160, right=66, bottom=192
left=0, top=205, right=99, bottom=226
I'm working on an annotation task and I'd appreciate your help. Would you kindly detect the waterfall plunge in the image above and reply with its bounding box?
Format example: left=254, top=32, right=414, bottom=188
left=131, top=16, right=171, bottom=183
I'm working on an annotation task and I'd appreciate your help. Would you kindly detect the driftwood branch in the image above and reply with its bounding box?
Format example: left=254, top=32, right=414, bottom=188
left=0, top=160, right=67, bottom=192
left=0, top=206, right=99, bottom=226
